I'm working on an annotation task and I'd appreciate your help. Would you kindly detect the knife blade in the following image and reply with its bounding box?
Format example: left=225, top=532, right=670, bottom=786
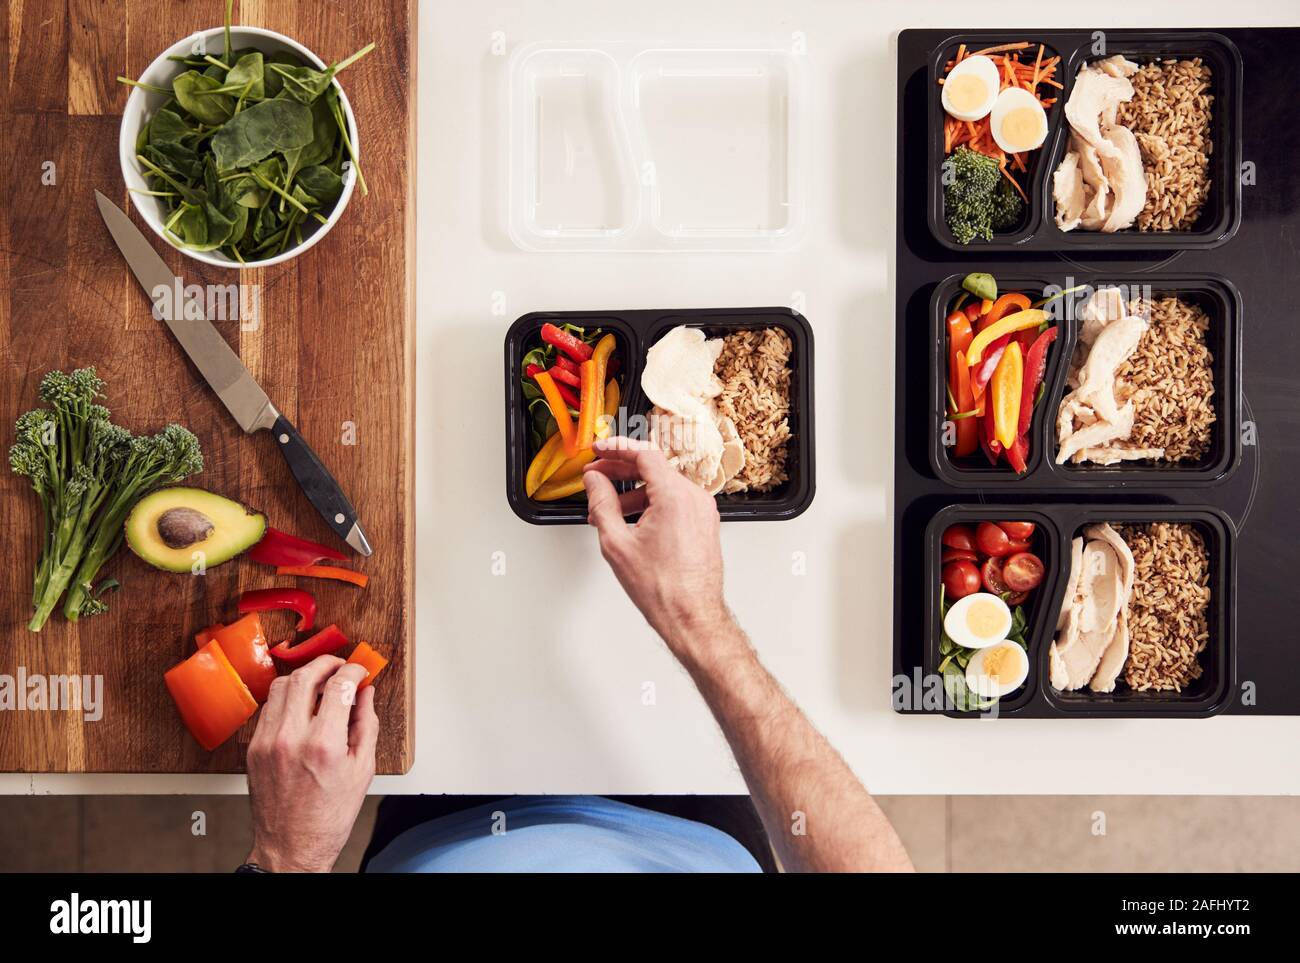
left=95, top=190, right=372, bottom=557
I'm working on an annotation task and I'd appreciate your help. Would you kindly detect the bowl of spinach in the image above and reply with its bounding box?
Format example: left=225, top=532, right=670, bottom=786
left=118, top=14, right=371, bottom=269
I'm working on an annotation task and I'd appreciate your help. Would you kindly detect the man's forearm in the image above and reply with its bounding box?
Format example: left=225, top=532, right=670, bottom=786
left=676, top=616, right=914, bottom=873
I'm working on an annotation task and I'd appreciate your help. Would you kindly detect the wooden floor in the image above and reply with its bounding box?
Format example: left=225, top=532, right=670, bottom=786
left=2, top=795, right=1299, bottom=871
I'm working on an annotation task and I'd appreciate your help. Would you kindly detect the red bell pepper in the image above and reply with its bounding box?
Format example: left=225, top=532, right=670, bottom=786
left=1005, top=435, right=1029, bottom=474
left=270, top=623, right=350, bottom=667
left=540, top=323, right=593, bottom=363
left=248, top=527, right=346, bottom=568
left=526, top=364, right=580, bottom=409
left=947, top=310, right=973, bottom=381
left=980, top=402, right=1002, bottom=466
left=546, top=365, right=581, bottom=389
left=164, top=640, right=258, bottom=751
left=964, top=302, right=983, bottom=324
left=1016, top=326, right=1059, bottom=439
left=347, top=641, right=389, bottom=689
left=237, top=588, right=317, bottom=632
left=553, top=355, right=581, bottom=376
left=208, top=613, right=277, bottom=703
left=952, top=349, right=978, bottom=458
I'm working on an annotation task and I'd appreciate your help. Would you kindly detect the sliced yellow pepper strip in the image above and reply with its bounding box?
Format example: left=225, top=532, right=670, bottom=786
left=966, top=308, right=1047, bottom=365
left=525, top=431, right=566, bottom=497
left=591, top=334, right=616, bottom=417
left=596, top=379, right=620, bottom=439
left=534, top=475, right=588, bottom=501
left=991, top=340, right=1023, bottom=449
left=534, top=370, right=578, bottom=457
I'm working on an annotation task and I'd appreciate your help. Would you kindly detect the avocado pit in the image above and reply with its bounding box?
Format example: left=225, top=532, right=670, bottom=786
left=156, top=507, right=215, bottom=549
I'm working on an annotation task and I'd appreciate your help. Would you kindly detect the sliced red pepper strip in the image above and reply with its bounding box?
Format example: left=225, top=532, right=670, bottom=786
left=980, top=402, right=1002, bottom=466
left=540, top=323, right=593, bottom=363
left=526, top=365, right=580, bottom=409
left=237, top=587, right=317, bottom=632
left=347, top=641, right=389, bottom=689
left=248, top=527, right=346, bottom=568
left=209, top=613, right=278, bottom=704
left=275, top=564, right=369, bottom=588
left=553, top=355, right=581, bottom=376
left=1005, top=435, right=1029, bottom=474
left=271, top=623, right=350, bottom=667
left=547, top=365, right=581, bottom=389
left=1017, top=326, right=1059, bottom=439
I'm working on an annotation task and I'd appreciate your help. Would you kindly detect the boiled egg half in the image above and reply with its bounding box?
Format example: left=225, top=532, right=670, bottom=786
left=989, top=86, right=1048, bottom=154
left=941, top=55, right=1000, bottom=122
left=943, top=592, right=1012, bottom=650
left=965, top=641, right=1030, bottom=698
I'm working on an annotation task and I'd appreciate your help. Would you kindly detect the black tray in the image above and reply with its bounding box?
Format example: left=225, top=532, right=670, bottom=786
left=927, top=30, right=1242, bottom=252
left=895, top=28, right=1300, bottom=718
left=929, top=273, right=1241, bottom=488
left=504, top=307, right=815, bottom=525
left=922, top=504, right=1235, bottom=719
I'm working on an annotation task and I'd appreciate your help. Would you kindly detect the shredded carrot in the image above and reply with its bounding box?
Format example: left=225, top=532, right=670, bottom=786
left=971, top=41, right=1031, bottom=56
left=276, top=564, right=370, bottom=588
left=1000, top=165, right=1028, bottom=202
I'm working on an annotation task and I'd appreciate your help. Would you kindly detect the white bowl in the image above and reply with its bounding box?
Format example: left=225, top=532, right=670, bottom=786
left=119, top=25, right=360, bottom=270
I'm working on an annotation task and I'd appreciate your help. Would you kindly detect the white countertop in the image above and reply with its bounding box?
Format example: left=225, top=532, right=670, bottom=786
left=7, top=0, right=1298, bottom=795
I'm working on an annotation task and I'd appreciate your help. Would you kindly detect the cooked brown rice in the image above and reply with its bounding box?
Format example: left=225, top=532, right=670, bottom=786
left=1117, top=296, right=1215, bottom=462
left=714, top=328, right=792, bottom=493
left=1116, top=58, right=1214, bottom=232
left=1118, top=522, right=1211, bottom=692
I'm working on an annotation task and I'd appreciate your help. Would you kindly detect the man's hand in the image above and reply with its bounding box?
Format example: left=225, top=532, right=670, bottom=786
left=583, top=438, right=744, bottom=671
left=245, top=655, right=378, bottom=872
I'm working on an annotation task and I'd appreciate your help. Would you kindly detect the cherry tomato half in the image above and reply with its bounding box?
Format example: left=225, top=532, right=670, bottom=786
left=942, top=525, right=976, bottom=553
left=1002, top=552, right=1045, bottom=592
left=980, top=556, right=1009, bottom=595
left=1004, top=590, right=1029, bottom=606
left=999, top=521, right=1036, bottom=540
left=942, top=560, right=981, bottom=600
left=942, top=547, right=979, bottom=564
left=975, top=521, right=1012, bottom=557
left=1005, top=538, right=1033, bottom=554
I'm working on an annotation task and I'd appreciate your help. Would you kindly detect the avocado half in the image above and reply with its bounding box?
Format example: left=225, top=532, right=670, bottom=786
left=125, top=487, right=267, bottom=573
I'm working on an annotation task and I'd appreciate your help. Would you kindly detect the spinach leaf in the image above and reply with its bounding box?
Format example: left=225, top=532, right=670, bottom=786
left=148, top=107, right=196, bottom=146
left=210, top=98, right=313, bottom=170
left=296, top=165, right=343, bottom=204
left=267, top=42, right=374, bottom=104
left=172, top=70, right=233, bottom=125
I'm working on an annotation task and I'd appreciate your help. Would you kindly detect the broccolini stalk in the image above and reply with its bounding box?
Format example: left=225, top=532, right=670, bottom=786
left=63, top=424, right=203, bottom=622
left=8, top=369, right=132, bottom=631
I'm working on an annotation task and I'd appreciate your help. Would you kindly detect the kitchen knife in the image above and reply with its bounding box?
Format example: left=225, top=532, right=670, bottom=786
left=94, top=190, right=372, bottom=557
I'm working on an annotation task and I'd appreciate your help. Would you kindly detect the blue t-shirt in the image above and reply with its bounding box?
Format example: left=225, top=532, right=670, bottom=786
left=366, top=796, right=763, bottom=873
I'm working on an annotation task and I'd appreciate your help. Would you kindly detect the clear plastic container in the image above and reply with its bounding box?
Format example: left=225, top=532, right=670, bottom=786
left=508, top=42, right=807, bottom=252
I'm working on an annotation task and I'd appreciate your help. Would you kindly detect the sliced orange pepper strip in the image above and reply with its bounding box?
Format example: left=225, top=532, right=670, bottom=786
left=275, top=564, right=369, bottom=588
left=576, top=360, right=598, bottom=450
left=533, top=370, right=578, bottom=457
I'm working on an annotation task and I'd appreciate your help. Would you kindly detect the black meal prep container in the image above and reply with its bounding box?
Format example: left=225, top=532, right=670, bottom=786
left=924, top=504, right=1236, bottom=719
left=928, top=273, right=1242, bottom=490
left=927, top=30, right=1242, bottom=252
left=504, top=307, right=815, bottom=525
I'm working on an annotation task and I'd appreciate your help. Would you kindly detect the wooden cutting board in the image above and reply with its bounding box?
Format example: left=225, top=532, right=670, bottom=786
left=0, top=0, right=415, bottom=773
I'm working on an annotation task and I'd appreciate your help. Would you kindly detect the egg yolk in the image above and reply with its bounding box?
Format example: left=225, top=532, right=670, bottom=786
left=1000, top=106, right=1044, bottom=148
left=965, top=598, right=1004, bottom=640
left=947, top=74, right=988, bottom=114
left=981, top=644, right=1018, bottom=683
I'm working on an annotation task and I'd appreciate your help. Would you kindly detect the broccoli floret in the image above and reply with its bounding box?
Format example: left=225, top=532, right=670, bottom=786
left=943, top=147, right=1023, bottom=244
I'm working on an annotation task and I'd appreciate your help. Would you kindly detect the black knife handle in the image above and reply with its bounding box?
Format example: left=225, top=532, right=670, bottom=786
left=271, top=413, right=361, bottom=551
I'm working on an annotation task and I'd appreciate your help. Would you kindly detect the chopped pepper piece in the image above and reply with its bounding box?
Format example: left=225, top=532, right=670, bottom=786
left=208, top=613, right=277, bottom=703
left=1017, top=327, right=1059, bottom=439
left=540, top=323, right=594, bottom=363
left=248, top=527, right=347, bottom=568
left=576, top=359, right=598, bottom=450
left=952, top=349, right=979, bottom=458
left=237, top=587, right=317, bottom=632
left=270, top=623, right=350, bottom=667
left=347, top=642, right=389, bottom=689
left=525, top=430, right=568, bottom=497
left=164, top=640, right=258, bottom=751
left=195, top=623, right=224, bottom=647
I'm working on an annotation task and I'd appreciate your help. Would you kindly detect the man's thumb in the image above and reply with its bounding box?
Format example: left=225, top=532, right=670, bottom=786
left=584, top=467, right=627, bottom=538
